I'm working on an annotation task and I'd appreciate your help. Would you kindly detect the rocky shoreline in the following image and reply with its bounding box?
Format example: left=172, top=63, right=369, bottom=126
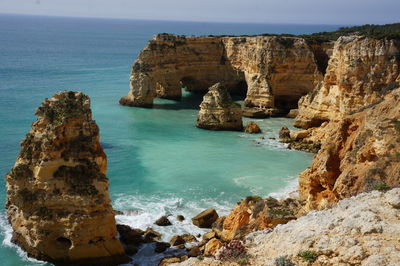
left=4, top=24, right=400, bottom=265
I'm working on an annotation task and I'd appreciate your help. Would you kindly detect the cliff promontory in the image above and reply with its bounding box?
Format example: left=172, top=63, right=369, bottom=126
left=5, top=91, right=128, bottom=265
left=295, top=36, right=400, bottom=128
left=298, top=87, right=400, bottom=211
left=120, top=33, right=324, bottom=116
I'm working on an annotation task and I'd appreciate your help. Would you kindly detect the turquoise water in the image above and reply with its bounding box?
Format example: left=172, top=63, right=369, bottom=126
left=0, top=14, right=338, bottom=265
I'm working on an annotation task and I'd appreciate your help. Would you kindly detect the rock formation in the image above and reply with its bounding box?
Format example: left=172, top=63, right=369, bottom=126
left=196, top=83, right=243, bottom=131
left=219, top=196, right=302, bottom=242
left=192, top=208, right=219, bottom=228
left=179, top=189, right=400, bottom=265
left=244, top=121, right=262, bottom=134
left=298, top=87, right=400, bottom=211
left=120, top=34, right=324, bottom=117
left=5, top=91, right=128, bottom=265
left=295, top=36, right=400, bottom=129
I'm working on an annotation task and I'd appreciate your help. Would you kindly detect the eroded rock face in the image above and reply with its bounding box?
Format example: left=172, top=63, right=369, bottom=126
left=220, top=196, right=302, bottom=241
left=299, top=88, right=400, bottom=211
left=196, top=83, right=243, bottom=131
left=5, top=91, right=127, bottom=265
left=120, top=34, right=324, bottom=116
left=295, top=36, right=400, bottom=129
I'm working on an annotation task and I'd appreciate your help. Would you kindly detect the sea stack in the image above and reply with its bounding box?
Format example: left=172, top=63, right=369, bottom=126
left=196, top=83, right=243, bottom=131
left=5, top=91, right=128, bottom=265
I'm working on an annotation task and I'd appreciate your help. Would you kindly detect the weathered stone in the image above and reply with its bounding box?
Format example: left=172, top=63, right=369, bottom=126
left=279, top=126, right=291, bottom=143
left=121, top=34, right=323, bottom=114
left=295, top=36, right=400, bottom=129
left=143, top=228, right=162, bottom=243
left=221, top=196, right=302, bottom=241
left=5, top=91, right=128, bottom=265
left=244, top=121, right=262, bottom=134
left=155, top=216, right=172, bottom=226
left=192, top=208, right=219, bottom=228
left=170, top=235, right=186, bottom=246
left=187, top=245, right=202, bottom=257
left=196, top=83, right=243, bottom=131
left=299, top=88, right=400, bottom=211
left=204, top=238, right=224, bottom=256
left=202, top=231, right=216, bottom=241
left=290, top=130, right=309, bottom=140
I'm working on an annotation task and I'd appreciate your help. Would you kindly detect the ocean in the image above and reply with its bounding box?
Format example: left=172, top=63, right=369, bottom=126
left=0, top=14, right=340, bottom=265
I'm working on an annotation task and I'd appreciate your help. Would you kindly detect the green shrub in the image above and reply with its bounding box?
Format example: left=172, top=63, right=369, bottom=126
left=373, top=183, right=391, bottom=191
left=298, top=250, right=318, bottom=262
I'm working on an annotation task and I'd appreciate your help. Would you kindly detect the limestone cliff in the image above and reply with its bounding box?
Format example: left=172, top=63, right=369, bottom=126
left=295, top=36, right=400, bottom=128
left=5, top=91, right=128, bottom=265
left=120, top=34, right=323, bottom=116
left=298, top=88, right=400, bottom=211
left=196, top=83, right=243, bottom=131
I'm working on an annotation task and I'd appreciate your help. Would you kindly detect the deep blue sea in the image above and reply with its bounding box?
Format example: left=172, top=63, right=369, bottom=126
left=0, top=14, right=340, bottom=265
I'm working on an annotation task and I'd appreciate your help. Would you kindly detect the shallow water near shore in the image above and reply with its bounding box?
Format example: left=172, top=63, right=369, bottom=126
left=0, top=14, right=339, bottom=265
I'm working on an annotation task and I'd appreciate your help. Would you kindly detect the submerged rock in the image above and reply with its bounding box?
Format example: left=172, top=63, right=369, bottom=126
left=244, top=121, right=262, bottom=134
left=192, top=208, right=219, bottom=228
left=5, top=91, right=128, bottom=265
left=196, top=83, right=243, bottom=131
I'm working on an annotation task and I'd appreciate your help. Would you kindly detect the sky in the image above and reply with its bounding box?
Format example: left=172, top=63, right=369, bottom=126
left=0, top=0, right=399, bottom=25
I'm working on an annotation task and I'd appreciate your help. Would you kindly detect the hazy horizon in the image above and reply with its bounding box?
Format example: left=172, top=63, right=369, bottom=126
left=0, top=0, right=399, bottom=25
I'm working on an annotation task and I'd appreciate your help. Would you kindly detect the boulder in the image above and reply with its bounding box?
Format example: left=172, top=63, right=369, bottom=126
left=196, top=83, right=243, bottom=131
left=279, top=126, right=291, bottom=143
left=170, top=235, right=185, bottom=246
left=116, top=224, right=144, bottom=245
left=143, top=228, right=162, bottom=243
left=244, top=121, right=262, bottom=134
left=204, top=238, right=224, bottom=256
left=192, top=208, right=219, bottom=228
left=290, top=130, right=309, bottom=140
left=155, top=216, right=172, bottom=226
left=187, top=246, right=202, bottom=257
left=176, top=215, right=185, bottom=222
left=202, top=231, right=216, bottom=241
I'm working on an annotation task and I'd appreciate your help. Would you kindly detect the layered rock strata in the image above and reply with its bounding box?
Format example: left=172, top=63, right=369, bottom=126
left=299, top=88, right=400, bottom=211
left=120, top=33, right=324, bottom=116
left=295, top=36, right=400, bottom=128
left=196, top=83, right=243, bottom=131
left=5, top=91, right=128, bottom=265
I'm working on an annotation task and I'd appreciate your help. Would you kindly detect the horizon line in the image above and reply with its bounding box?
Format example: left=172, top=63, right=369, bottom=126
left=0, top=12, right=361, bottom=27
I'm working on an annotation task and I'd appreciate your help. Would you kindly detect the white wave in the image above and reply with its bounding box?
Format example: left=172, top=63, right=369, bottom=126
left=0, top=212, right=47, bottom=265
left=268, top=177, right=299, bottom=200
left=113, top=194, right=231, bottom=243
